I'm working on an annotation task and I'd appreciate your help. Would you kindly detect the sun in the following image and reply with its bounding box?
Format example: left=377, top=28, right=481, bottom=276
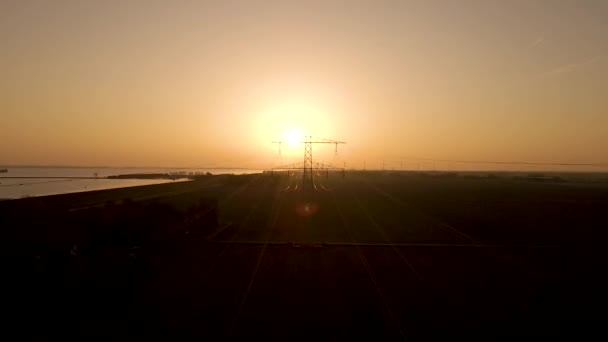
left=283, top=129, right=302, bottom=147
left=252, top=91, right=334, bottom=154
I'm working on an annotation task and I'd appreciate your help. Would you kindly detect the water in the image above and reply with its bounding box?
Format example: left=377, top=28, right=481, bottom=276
left=0, top=167, right=260, bottom=200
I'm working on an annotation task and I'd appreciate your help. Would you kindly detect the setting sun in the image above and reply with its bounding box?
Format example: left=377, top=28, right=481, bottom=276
left=252, top=91, right=335, bottom=159
left=283, top=130, right=302, bottom=147
left=2, top=2, right=606, bottom=338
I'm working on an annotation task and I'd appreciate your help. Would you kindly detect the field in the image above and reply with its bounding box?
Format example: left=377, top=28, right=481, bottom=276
left=2, top=171, right=607, bottom=338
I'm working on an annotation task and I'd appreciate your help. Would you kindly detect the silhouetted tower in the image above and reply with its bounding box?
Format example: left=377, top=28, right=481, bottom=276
left=302, top=136, right=345, bottom=189
left=303, top=136, right=314, bottom=189
left=271, top=136, right=345, bottom=189
left=272, top=141, right=283, bottom=156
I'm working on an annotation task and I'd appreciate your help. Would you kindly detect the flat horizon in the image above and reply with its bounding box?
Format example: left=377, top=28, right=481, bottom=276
left=2, top=1, right=607, bottom=169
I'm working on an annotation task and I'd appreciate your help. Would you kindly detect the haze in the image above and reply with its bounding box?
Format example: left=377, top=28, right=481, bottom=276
left=1, top=0, right=607, bottom=170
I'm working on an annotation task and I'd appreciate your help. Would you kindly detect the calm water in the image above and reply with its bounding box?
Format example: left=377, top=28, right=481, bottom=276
left=0, top=167, right=260, bottom=200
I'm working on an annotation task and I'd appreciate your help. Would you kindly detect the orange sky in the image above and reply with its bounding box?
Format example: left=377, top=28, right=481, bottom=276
left=1, top=1, right=607, bottom=170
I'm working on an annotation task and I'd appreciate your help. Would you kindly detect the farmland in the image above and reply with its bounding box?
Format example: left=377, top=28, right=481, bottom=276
left=2, top=171, right=607, bottom=338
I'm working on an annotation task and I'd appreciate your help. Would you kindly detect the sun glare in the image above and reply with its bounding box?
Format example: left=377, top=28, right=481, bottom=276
left=284, top=130, right=301, bottom=147
left=252, top=90, right=335, bottom=157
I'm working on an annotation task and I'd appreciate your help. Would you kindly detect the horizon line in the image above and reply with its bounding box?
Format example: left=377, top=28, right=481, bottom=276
left=0, top=164, right=263, bottom=170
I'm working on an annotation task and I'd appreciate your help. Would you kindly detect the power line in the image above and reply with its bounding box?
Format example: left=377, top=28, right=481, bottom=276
left=271, top=136, right=346, bottom=189
left=337, top=144, right=608, bottom=169
left=396, top=156, right=608, bottom=167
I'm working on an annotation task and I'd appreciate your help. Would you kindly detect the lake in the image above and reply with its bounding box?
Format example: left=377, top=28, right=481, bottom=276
left=0, top=167, right=260, bottom=199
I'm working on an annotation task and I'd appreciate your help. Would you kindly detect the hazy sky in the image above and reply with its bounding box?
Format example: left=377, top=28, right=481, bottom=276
left=1, top=0, right=607, bottom=170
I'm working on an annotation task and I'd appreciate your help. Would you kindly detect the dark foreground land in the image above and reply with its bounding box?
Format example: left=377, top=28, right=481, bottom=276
left=2, top=172, right=607, bottom=339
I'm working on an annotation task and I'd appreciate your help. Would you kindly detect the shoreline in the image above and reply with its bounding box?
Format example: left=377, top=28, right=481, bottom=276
left=2, top=170, right=608, bottom=201
left=0, top=177, right=193, bottom=201
left=0, top=173, right=255, bottom=206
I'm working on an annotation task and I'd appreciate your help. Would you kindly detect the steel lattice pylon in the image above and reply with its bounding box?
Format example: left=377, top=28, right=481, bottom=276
left=270, top=135, right=346, bottom=190
left=303, top=136, right=314, bottom=189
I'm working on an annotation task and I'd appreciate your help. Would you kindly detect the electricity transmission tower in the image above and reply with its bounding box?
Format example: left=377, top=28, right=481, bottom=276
left=271, top=135, right=346, bottom=190
left=271, top=141, right=283, bottom=156
left=302, top=136, right=345, bottom=189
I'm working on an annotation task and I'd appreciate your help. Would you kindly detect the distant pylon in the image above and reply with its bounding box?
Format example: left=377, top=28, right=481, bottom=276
left=303, top=136, right=313, bottom=189
left=272, top=135, right=345, bottom=190
left=272, top=141, right=283, bottom=156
